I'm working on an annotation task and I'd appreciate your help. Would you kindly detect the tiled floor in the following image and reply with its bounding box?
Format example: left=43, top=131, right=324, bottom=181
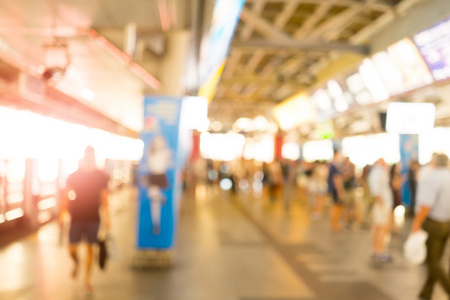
left=0, top=184, right=448, bottom=300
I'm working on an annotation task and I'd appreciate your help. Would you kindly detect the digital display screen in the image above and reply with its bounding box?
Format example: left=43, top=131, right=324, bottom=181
left=372, top=51, right=406, bottom=95
left=414, top=17, right=450, bottom=81
left=359, top=58, right=390, bottom=103
left=386, top=102, right=435, bottom=134
left=387, top=38, right=433, bottom=91
left=327, top=80, right=349, bottom=113
left=311, top=89, right=335, bottom=121
left=345, top=72, right=373, bottom=106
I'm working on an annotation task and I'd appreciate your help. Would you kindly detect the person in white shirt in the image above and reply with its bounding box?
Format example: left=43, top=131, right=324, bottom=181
left=412, top=153, right=450, bottom=300
left=368, top=158, right=393, bottom=262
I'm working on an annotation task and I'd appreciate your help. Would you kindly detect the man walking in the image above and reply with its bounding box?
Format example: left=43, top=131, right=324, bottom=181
left=60, top=146, right=110, bottom=293
left=412, top=153, right=450, bottom=300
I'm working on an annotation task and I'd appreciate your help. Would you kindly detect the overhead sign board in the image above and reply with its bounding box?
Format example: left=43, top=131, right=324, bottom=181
left=414, top=17, right=450, bottom=81
left=386, top=102, right=435, bottom=134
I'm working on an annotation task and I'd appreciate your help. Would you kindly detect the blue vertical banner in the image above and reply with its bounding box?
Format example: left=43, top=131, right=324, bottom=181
left=136, top=96, right=185, bottom=250
left=399, top=134, right=419, bottom=207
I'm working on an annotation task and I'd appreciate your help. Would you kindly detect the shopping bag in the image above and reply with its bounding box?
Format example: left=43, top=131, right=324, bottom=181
left=98, top=237, right=108, bottom=270
left=404, top=230, right=428, bottom=265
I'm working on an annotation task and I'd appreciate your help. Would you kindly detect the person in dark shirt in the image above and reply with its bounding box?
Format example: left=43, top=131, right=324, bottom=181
left=60, top=146, right=110, bottom=293
left=328, top=149, right=347, bottom=232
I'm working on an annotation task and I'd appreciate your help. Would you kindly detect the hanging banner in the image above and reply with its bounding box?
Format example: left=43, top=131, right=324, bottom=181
left=399, top=134, right=419, bottom=207
left=136, top=96, right=184, bottom=250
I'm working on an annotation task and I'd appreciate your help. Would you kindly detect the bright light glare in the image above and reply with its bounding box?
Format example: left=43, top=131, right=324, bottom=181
left=200, top=132, right=245, bottom=161
left=394, top=204, right=405, bottom=227
left=419, top=128, right=450, bottom=165
left=7, top=194, right=24, bottom=204
left=0, top=106, right=143, bottom=163
left=80, top=88, right=96, bottom=101
left=359, top=59, right=390, bottom=102
left=88, top=128, right=144, bottom=165
left=303, top=140, right=333, bottom=162
left=282, top=143, right=300, bottom=161
left=182, top=96, right=208, bottom=130
left=342, top=133, right=400, bottom=168
left=386, top=102, right=435, bottom=134
left=5, top=208, right=24, bottom=221
left=7, top=160, right=25, bottom=182
left=38, top=197, right=57, bottom=210
left=38, top=159, right=58, bottom=181
left=253, top=115, right=269, bottom=131
left=220, top=178, right=233, bottom=191
left=394, top=205, right=405, bottom=218
left=243, top=134, right=274, bottom=162
left=233, top=118, right=254, bottom=132
left=197, top=119, right=211, bottom=132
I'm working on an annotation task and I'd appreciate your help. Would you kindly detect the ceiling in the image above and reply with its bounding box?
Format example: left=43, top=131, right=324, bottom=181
left=209, top=0, right=427, bottom=131
left=0, top=0, right=441, bottom=138
left=0, top=0, right=193, bottom=134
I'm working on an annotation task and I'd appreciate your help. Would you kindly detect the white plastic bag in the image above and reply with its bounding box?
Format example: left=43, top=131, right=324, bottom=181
left=403, top=230, right=428, bottom=265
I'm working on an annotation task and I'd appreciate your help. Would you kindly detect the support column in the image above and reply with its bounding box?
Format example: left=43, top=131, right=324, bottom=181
left=158, top=30, right=191, bottom=97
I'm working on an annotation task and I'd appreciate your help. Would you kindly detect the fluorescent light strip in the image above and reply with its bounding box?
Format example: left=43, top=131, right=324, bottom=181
left=7, top=193, right=24, bottom=204
left=38, top=197, right=57, bottom=211
left=5, top=208, right=24, bottom=221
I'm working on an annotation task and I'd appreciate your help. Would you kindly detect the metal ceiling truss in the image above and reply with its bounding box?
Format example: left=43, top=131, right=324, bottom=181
left=212, top=0, right=422, bottom=129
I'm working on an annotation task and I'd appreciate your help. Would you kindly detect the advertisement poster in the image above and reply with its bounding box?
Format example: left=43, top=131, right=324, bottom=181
left=136, top=96, right=184, bottom=250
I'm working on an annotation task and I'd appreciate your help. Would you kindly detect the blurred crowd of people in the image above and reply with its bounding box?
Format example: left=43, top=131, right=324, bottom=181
left=184, top=151, right=423, bottom=260
left=184, top=150, right=450, bottom=299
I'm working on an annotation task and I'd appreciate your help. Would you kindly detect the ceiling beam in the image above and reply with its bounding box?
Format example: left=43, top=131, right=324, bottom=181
left=274, top=1, right=301, bottom=30
left=239, top=7, right=292, bottom=41
left=349, top=10, right=395, bottom=44
left=240, top=1, right=266, bottom=40
left=294, top=2, right=333, bottom=39
left=245, top=50, right=265, bottom=72
left=308, top=3, right=365, bottom=41
left=233, top=39, right=370, bottom=54
left=222, top=49, right=242, bottom=80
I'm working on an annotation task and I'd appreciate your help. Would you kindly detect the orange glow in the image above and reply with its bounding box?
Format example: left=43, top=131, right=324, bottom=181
left=272, top=92, right=317, bottom=130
